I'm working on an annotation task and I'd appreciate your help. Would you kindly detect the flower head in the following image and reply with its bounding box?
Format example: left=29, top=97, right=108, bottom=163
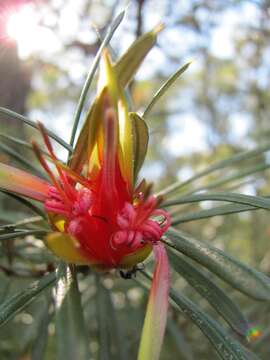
left=0, top=34, right=171, bottom=360
left=26, top=51, right=170, bottom=269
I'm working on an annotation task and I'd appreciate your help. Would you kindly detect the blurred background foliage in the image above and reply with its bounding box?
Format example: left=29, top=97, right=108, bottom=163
left=0, top=0, right=270, bottom=359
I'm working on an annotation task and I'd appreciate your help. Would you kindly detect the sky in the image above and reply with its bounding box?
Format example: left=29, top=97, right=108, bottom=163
left=2, top=0, right=265, bottom=184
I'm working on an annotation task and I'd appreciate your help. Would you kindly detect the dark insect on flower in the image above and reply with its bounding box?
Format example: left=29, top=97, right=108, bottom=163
left=119, top=263, right=145, bottom=279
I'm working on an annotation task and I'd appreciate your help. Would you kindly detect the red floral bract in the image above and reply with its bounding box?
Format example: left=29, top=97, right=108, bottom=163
left=42, top=133, right=170, bottom=267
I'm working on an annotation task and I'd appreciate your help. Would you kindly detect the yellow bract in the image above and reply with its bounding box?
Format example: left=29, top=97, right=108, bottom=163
left=71, top=25, right=161, bottom=177
left=46, top=232, right=92, bottom=265
left=120, top=244, right=152, bottom=269
left=97, top=51, right=134, bottom=191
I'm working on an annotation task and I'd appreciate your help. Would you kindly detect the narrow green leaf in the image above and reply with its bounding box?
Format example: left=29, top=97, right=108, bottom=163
left=0, top=229, right=48, bottom=241
left=169, top=289, right=259, bottom=360
left=163, top=192, right=270, bottom=211
left=186, top=162, right=270, bottom=195
left=55, top=265, right=91, bottom=360
left=172, top=203, right=257, bottom=225
left=167, top=319, right=194, bottom=360
left=69, top=10, right=125, bottom=150
left=0, top=132, right=49, bottom=157
left=95, top=275, right=111, bottom=360
left=1, top=190, right=46, bottom=219
left=115, top=25, right=162, bottom=87
left=0, top=272, right=56, bottom=327
left=157, top=141, right=270, bottom=197
left=130, top=112, right=149, bottom=178
left=0, top=210, right=27, bottom=223
left=143, top=62, right=191, bottom=118
left=140, top=271, right=259, bottom=360
left=104, top=285, right=127, bottom=360
left=0, top=132, right=32, bottom=148
left=70, top=19, right=158, bottom=169
left=0, top=142, right=45, bottom=179
left=165, top=228, right=270, bottom=300
left=31, top=295, right=53, bottom=360
left=0, top=215, right=44, bottom=230
left=0, top=107, right=72, bottom=152
left=92, top=26, right=134, bottom=108
left=168, top=250, right=249, bottom=336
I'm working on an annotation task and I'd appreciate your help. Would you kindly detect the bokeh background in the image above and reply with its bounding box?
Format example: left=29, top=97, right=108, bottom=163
left=0, top=0, right=270, bottom=359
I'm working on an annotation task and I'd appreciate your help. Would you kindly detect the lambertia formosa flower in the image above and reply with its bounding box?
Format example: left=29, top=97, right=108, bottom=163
left=0, top=35, right=172, bottom=360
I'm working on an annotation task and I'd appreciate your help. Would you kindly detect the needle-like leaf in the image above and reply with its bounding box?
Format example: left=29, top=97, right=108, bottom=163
left=165, top=228, right=270, bottom=300
left=163, top=192, right=270, bottom=210
left=157, top=141, right=270, bottom=197
left=0, top=107, right=72, bottom=152
left=55, top=265, right=91, bottom=360
left=69, top=10, right=125, bottom=150
left=0, top=272, right=56, bottom=327
left=168, top=250, right=250, bottom=336
left=143, top=62, right=191, bottom=119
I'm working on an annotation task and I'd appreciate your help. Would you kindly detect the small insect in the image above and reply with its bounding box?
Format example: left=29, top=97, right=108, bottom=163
left=119, top=263, right=145, bottom=280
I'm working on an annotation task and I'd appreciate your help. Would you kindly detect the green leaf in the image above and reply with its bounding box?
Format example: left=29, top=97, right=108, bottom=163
left=55, top=265, right=91, bottom=360
left=0, top=132, right=49, bottom=157
left=95, top=275, right=112, bottom=360
left=69, top=10, right=125, bottom=150
left=114, top=25, right=162, bottom=87
left=143, top=62, right=191, bottom=118
left=0, top=215, right=44, bottom=231
left=157, top=141, right=270, bottom=197
left=70, top=21, right=159, bottom=170
left=0, top=229, right=48, bottom=241
left=31, top=295, right=53, bottom=360
left=0, top=107, right=72, bottom=152
left=165, top=228, right=270, bottom=300
left=0, top=272, right=56, bottom=327
left=167, top=319, right=194, bottom=360
left=0, top=142, right=45, bottom=179
left=163, top=192, right=270, bottom=210
left=186, top=162, right=270, bottom=195
left=1, top=190, right=46, bottom=219
left=168, top=250, right=249, bottom=336
left=172, top=203, right=257, bottom=225
left=140, top=271, right=259, bottom=360
left=104, top=284, right=127, bottom=360
left=130, top=112, right=149, bottom=179
left=0, top=132, right=33, bottom=148
left=169, top=289, right=259, bottom=360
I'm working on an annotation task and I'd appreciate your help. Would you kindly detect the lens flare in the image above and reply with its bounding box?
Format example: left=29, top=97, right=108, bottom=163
left=7, top=5, right=36, bottom=39
left=246, top=326, right=262, bottom=342
left=5, top=4, right=59, bottom=57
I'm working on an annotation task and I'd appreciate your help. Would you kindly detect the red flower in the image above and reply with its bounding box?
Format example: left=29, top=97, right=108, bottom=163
left=0, top=51, right=170, bottom=270
left=0, top=48, right=171, bottom=360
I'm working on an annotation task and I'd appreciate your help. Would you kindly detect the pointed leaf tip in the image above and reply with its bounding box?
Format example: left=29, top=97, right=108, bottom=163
left=153, top=23, right=165, bottom=34
left=130, top=112, right=149, bottom=180
left=114, top=26, right=161, bottom=87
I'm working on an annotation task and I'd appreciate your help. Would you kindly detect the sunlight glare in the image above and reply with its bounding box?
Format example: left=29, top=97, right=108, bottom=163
left=6, top=6, right=59, bottom=58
